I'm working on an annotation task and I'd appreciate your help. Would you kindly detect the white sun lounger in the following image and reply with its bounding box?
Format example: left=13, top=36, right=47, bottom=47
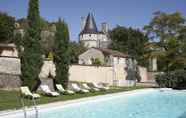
left=56, top=84, right=74, bottom=94
left=40, top=85, right=60, bottom=97
left=20, top=86, right=40, bottom=99
left=82, top=83, right=100, bottom=91
left=71, top=83, right=89, bottom=93
left=99, top=83, right=110, bottom=90
left=92, top=83, right=109, bottom=90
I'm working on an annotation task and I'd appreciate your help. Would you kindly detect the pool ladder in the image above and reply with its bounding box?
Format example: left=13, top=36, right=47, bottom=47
left=20, top=96, right=38, bottom=118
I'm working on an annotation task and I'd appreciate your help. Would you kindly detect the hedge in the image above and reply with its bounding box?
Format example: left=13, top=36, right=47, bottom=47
left=155, top=70, right=186, bottom=89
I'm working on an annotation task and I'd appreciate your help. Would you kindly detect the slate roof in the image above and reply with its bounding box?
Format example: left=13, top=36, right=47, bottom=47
left=80, top=13, right=99, bottom=34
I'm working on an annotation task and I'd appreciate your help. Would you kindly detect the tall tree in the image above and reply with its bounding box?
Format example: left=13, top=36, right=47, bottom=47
left=54, top=19, right=70, bottom=89
left=69, top=41, right=87, bottom=64
left=144, top=11, right=186, bottom=71
left=109, top=26, right=149, bottom=66
left=21, top=0, right=43, bottom=91
left=0, top=12, right=15, bottom=43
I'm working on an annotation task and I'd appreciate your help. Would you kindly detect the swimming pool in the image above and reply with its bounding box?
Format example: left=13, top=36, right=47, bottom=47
left=2, top=89, right=186, bottom=118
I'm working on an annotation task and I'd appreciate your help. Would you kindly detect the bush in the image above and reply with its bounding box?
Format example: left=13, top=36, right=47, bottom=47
left=155, top=70, right=186, bottom=89
left=91, top=58, right=102, bottom=66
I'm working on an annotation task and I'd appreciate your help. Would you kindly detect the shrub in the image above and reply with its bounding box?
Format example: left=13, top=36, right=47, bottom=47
left=155, top=70, right=186, bottom=89
left=92, top=58, right=102, bottom=66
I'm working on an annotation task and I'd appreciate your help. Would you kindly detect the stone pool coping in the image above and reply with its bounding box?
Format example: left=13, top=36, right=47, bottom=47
left=0, top=88, right=155, bottom=118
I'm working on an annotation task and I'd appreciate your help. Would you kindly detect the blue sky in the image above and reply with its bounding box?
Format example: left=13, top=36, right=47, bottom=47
left=0, top=0, right=186, bottom=41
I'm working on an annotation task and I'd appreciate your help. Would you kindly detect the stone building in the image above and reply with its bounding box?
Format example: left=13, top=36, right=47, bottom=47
left=79, top=13, right=111, bottom=48
left=78, top=48, right=131, bottom=67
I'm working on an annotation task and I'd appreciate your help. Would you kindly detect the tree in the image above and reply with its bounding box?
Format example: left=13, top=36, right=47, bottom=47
left=69, top=41, right=87, bottom=64
left=21, top=0, right=43, bottom=91
left=53, top=19, right=70, bottom=89
left=0, top=12, right=15, bottom=43
left=144, top=11, right=186, bottom=71
left=109, top=26, right=149, bottom=66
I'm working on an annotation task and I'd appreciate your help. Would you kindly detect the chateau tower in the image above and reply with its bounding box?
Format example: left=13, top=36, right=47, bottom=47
left=79, top=13, right=110, bottom=48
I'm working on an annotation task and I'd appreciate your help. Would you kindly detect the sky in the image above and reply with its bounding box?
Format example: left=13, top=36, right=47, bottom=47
left=0, top=0, right=186, bottom=41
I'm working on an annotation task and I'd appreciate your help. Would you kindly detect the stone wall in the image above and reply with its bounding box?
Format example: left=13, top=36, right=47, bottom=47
left=0, top=57, right=21, bottom=89
left=139, top=66, right=149, bottom=82
left=69, top=65, right=114, bottom=85
left=0, top=59, right=149, bottom=89
left=69, top=65, right=148, bottom=86
left=0, top=73, right=21, bottom=89
left=0, top=57, right=21, bottom=75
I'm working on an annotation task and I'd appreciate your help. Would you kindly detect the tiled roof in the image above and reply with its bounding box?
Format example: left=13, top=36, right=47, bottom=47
left=94, top=48, right=130, bottom=58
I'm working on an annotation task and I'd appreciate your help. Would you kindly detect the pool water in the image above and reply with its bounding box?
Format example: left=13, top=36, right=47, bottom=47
left=38, top=89, right=186, bottom=118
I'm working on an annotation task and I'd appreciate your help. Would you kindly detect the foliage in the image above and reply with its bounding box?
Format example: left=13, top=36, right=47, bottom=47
left=69, top=41, right=87, bottom=64
left=109, top=26, right=149, bottom=67
left=21, top=0, right=43, bottom=91
left=91, top=58, right=102, bottom=66
left=17, top=17, right=49, bottom=30
left=17, top=18, right=56, bottom=55
left=144, top=11, right=186, bottom=71
left=156, top=70, right=186, bottom=89
left=53, top=19, right=70, bottom=89
left=0, top=12, right=15, bottom=43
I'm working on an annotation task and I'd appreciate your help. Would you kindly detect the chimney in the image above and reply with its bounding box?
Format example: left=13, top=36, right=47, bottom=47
left=101, top=22, right=109, bottom=33
left=81, top=16, right=86, bottom=31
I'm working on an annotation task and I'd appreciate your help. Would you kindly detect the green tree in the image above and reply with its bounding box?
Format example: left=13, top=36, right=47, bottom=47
left=69, top=41, right=87, bottom=64
left=21, top=0, right=43, bottom=91
left=0, top=12, right=15, bottom=43
left=109, top=26, right=149, bottom=66
left=144, top=11, right=186, bottom=71
left=53, top=19, right=70, bottom=89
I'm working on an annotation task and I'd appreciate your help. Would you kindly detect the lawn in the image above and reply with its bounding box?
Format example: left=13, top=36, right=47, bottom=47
left=0, top=86, right=151, bottom=111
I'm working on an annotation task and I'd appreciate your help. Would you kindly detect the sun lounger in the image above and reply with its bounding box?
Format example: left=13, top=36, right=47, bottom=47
left=92, top=82, right=109, bottom=90
left=20, top=86, right=40, bottom=99
left=40, top=85, right=60, bottom=96
left=82, top=83, right=100, bottom=91
left=56, top=84, right=74, bottom=94
left=99, top=83, right=110, bottom=90
left=71, top=83, right=89, bottom=93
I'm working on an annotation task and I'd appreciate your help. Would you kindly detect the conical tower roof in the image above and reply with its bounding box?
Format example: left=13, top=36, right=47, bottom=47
left=80, top=13, right=99, bottom=34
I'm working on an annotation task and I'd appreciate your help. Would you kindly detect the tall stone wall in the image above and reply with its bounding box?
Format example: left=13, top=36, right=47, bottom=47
left=0, top=73, right=21, bottom=89
left=0, top=57, right=21, bottom=89
left=69, top=65, right=148, bottom=86
left=139, top=66, right=149, bottom=82
left=69, top=65, right=114, bottom=85
left=0, top=59, right=149, bottom=89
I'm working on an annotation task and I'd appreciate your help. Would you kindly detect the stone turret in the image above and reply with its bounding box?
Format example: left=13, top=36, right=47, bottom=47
left=101, top=22, right=109, bottom=33
left=79, top=13, right=110, bottom=48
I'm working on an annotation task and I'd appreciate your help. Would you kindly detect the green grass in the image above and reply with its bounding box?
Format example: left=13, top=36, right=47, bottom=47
left=0, top=86, right=151, bottom=111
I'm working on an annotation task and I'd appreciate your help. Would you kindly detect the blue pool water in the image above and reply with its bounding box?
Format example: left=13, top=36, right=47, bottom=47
left=38, top=89, right=186, bottom=118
